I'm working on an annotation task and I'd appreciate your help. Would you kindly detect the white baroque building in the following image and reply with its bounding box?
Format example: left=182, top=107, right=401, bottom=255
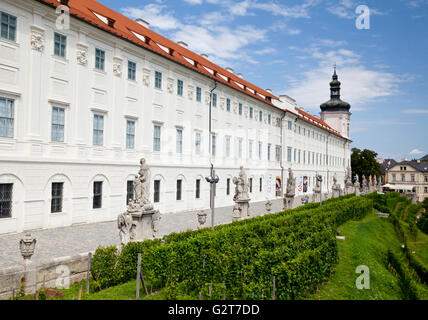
left=0, top=0, right=351, bottom=235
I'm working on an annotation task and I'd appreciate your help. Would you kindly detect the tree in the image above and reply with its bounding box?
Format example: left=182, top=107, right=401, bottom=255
left=351, top=148, right=381, bottom=183
left=417, top=198, right=428, bottom=234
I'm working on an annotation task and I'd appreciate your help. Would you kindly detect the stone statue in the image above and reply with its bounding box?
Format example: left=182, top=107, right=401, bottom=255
left=283, top=168, right=296, bottom=209
left=119, top=158, right=160, bottom=242
left=332, top=174, right=340, bottom=197
left=233, top=166, right=250, bottom=202
left=354, top=174, right=361, bottom=196
left=117, top=212, right=134, bottom=245
left=232, top=167, right=250, bottom=221
left=285, top=168, right=295, bottom=197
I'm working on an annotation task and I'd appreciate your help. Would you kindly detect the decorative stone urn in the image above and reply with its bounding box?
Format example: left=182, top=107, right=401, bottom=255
left=197, top=211, right=208, bottom=229
left=265, top=200, right=272, bottom=214
left=19, top=233, right=36, bottom=263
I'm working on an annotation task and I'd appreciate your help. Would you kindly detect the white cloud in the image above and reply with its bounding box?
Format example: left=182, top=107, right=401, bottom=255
left=410, top=149, right=423, bottom=155
left=401, top=109, right=428, bottom=114
left=184, top=0, right=203, bottom=4
left=283, top=47, right=405, bottom=111
left=122, top=4, right=181, bottom=30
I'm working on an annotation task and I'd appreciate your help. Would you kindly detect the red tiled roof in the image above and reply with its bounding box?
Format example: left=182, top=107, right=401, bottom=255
left=35, top=0, right=347, bottom=140
left=36, top=0, right=279, bottom=107
left=291, top=107, right=348, bottom=140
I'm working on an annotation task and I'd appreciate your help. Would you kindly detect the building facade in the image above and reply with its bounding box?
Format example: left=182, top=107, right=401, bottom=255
left=0, top=0, right=351, bottom=235
left=385, top=161, right=428, bottom=202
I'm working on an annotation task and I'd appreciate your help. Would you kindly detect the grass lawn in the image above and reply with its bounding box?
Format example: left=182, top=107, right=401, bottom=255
left=308, top=213, right=404, bottom=300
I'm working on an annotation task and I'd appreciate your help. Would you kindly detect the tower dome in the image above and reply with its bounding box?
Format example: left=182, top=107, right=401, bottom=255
left=320, top=67, right=351, bottom=112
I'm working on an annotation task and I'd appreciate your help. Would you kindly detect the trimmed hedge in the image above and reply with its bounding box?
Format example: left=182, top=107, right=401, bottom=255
left=91, top=194, right=371, bottom=299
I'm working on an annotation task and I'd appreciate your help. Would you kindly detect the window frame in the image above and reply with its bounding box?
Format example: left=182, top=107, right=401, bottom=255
left=0, top=97, right=14, bottom=138
left=95, top=48, right=105, bottom=71
left=126, top=120, right=135, bottom=149
left=51, top=182, right=64, bottom=214
left=51, top=106, right=65, bottom=142
left=0, top=183, right=13, bottom=219
left=93, top=181, right=103, bottom=209
left=93, top=114, right=104, bottom=146
left=153, top=124, right=161, bottom=152
left=128, top=61, right=136, bottom=81
left=54, top=32, right=67, bottom=58
left=0, top=12, right=17, bottom=42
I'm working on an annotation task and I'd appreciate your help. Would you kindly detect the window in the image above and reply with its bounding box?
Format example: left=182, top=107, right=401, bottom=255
left=195, top=132, right=201, bottom=154
left=51, top=107, right=65, bottom=142
left=176, top=180, right=182, bottom=201
left=226, top=98, right=231, bottom=112
left=95, top=48, right=105, bottom=71
left=54, top=33, right=67, bottom=58
left=238, top=139, right=242, bottom=158
left=276, top=117, right=281, bottom=127
left=258, top=142, right=262, bottom=160
left=298, top=150, right=301, bottom=163
left=176, top=128, right=183, bottom=153
left=267, top=144, right=271, bottom=161
left=425, top=176, right=428, bottom=183
left=303, top=151, right=306, bottom=164
left=0, top=97, right=14, bottom=138
left=239, top=103, right=243, bottom=116
left=250, top=107, right=254, bottom=119
left=298, top=126, right=301, bottom=135
left=196, top=87, right=202, bottom=102
left=294, top=149, right=296, bottom=162
left=93, top=114, right=104, bottom=146
left=392, top=174, right=396, bottom=182
left=249, top=141, right=253, bottom=159
left=153, top=125, right=161, bottom=152
left=275, top=146, right=281, bottom=162
left=225, top=136, right=231, bottom=158
left=303, top=128, right=306, bottom=136
left=287, top=147, right=292, bottom=162
left=1, top=12, right=16, bottom=42
left=211, top=134, right=216, bottom=156
left=128, top=61, right=136, bottom=80
left=259, top=111, right=263, bottom=122
left=0, top=184, right=13, bottom=218
left=177, top=80, right=184, bottom=96
left=268, top=114, right=271, bottom=125
left=93, top=181, right=103, bottom=209
left=126, top=120, right=135, bottom=149
left=425, top=187, right=428, bottom=194
left=260, top=178, right=263, bottom=192
left=401, top=174, right=405, bottom=182
left=212, top=93, right=217, bottom=107
left=51, top=182, right=64, bottom=213
left=154, top=180, right=160, bottom=203
left=249, top=178, right=253, bottom=193
left=411, top=175, right=415, bottom=182
left=227, top=178, right=230, bottom=195
left=196, top=179, right=201, bottom=199
left=155, top=71, right=162, bottom=89
left=127, top=180, right=134, bottom=205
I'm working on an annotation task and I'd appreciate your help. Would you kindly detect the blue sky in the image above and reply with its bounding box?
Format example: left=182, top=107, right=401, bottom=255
left=98, top=0, right=428, bottom=160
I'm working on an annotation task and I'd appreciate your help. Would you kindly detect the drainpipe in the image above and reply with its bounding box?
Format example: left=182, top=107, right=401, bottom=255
left=280, top=111, right=287, bottom=197
left=326, top=133, right=331, bottom=192
left=208, top=80, right=217, bottom=230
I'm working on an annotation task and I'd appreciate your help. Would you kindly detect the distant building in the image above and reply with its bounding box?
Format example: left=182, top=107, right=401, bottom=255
left=379, top=159, right=397, bottom=184
left=384, top=161, right=428, bottom=202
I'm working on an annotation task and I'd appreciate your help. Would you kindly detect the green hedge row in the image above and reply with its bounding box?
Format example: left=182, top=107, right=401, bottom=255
left=386, top=250, right=420, bottom=300
left=91, top=194, right=371, bottom=299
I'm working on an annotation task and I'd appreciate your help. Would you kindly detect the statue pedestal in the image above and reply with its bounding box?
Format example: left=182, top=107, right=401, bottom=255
left=233, top=199, right=250, bottom=222
left=131, top=210, right=157, bottom=241
left=283, top=194, right=295, bottom=210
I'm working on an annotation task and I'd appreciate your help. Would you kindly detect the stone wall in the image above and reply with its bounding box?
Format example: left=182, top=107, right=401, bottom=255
left=0, top=251, right=93, bottom=300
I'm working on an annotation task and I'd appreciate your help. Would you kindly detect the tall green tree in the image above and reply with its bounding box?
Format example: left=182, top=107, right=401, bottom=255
left=351, top=148, right=381, bottom=183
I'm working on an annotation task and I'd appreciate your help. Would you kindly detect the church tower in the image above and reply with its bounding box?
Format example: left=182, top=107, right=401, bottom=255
left=320, top=67, right=351, bottom=139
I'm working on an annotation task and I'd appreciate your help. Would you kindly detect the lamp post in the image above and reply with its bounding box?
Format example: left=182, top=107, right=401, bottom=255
left=206, top=169, right=219, bottom=230
left=206, top=81, right=218, bottom=231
